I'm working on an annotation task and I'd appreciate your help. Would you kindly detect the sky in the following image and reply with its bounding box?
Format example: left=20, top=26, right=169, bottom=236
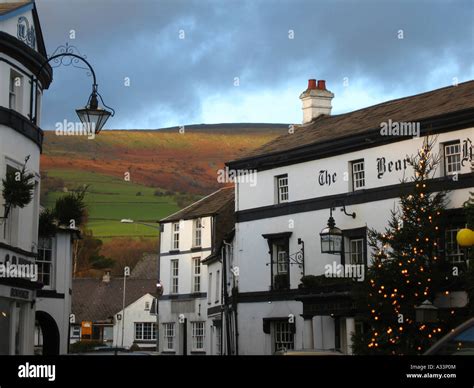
left=36, top=0, right=474, bottom=130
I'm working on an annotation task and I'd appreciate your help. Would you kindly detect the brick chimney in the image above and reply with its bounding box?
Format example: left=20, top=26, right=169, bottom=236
left=299, top=79, right=334, bottom=124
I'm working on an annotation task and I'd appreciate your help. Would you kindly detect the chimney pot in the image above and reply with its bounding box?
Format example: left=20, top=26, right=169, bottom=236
left=307, top=79, right=317, bottom=90
left=299, top=79, right=334, bottom=124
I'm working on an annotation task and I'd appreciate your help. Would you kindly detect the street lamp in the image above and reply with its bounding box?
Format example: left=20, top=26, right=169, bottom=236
left=415, top=300, right=438, bottom=323
left=33, top=43, right=115, bottom=134
left=320, top=202, right=356, bottom=254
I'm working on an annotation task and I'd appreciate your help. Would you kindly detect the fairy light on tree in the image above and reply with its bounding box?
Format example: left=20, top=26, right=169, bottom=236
left=352, top=137, right=458, bottom=355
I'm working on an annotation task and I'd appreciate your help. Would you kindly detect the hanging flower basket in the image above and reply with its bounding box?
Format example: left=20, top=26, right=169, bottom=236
left=1, top=156, right=35, bottom=219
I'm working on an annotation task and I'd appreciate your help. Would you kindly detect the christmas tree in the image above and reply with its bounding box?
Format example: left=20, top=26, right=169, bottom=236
left=352, top=137, right=455, bottom=355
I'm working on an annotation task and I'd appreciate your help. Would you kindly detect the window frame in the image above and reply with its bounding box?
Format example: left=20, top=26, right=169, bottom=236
left=351, top=159, right=365, bottom=191
left=170, top=259, right=179, bottom=294
left=273, top=321, right=295, bottom=353
left=276, top=174, right=289, bottom=204
left=215, top=269, right=220, bottom=303
left=192, top=257, right=201, bottom=293
left=349, top=238, right=365, bottom=265
left=191, top=321, right=205, bottom=352
left=163, top=322, right=175, bottom=351
left=193, top=218, right=202, bottom=248
left=443, top=141, right=462, bottom=176
left=37, top=237, right=54, bottom=288
left=172, top=222, right=180, bottom=251
left=134, top=322, right=156, bottom=341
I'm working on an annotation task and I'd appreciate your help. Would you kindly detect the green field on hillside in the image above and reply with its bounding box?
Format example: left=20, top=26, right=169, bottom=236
left=44, top=169, right=180, bottom=238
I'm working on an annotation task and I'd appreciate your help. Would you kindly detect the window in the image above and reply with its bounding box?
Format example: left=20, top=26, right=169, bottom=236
left=72, top=326, right=81, bottom=338
left=163, top=323, right=175, bottom=351
left=144, top=301, right=150, bottom=311
left=37, top=237, right=53, bottom=287
left=192, top=258, right=201, bottom=293
left=273, top=242, right=289, bottom=290
left=170, top=259, right=179, bottom=294
left=351, top=159, right=365, bottom=190
left=276, top=174, right=289, bottom=203
left=9, top=70, right=22, bottom=111
left=215, top=325, right=221, bottom=355
left=349, top=238, right=364, bottom=265
left=172, top=222, right=180, bottom=250
left=191, top=322, right=205, bottom=351
left=444, top=142, right=461, bottom=175
left=208, top=272, right=213, bottom=304
left=274, top=321, right=294, bottom=352
left=193, top=218, right=202, bottom=247
left=134, top=322, right=156, bottom=341
left=445, top=228, right=465, bottom=263
left=215, top=270, right=220, bottom=303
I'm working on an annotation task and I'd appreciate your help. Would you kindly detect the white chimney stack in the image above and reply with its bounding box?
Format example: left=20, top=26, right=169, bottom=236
left=299, top=79, right=334, bottom=124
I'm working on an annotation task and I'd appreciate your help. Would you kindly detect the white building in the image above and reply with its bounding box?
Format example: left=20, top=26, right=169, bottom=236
left=71, top=255, right=158, bottom=350
left=112, top=293, right=157, bottom=350
left=34, top=227, right=78, bottom=354
left=0, top=0, right=52, bottom=355
left=226, top=79, right=474, bottom=355
left=158, top=187, right=234, bottom=355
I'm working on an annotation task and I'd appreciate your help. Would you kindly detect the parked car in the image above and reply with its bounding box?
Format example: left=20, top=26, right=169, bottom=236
left=424, top=317, right=474, bottom=355
left=275, top=348, right=344, bottom=355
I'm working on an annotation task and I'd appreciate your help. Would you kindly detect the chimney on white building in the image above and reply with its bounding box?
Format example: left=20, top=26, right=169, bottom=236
left=299, top=79, right=334, bottom=124
left=102, top=270, right=111, bottom=283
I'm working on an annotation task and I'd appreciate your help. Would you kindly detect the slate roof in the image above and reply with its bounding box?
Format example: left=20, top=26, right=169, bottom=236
left=72, top=278, right=156, bottom=323
left=231, top=80, right=474, bottom=162
left=130, top=253, right=158, bottom=280
left=160, top=186, right=234, bottom=223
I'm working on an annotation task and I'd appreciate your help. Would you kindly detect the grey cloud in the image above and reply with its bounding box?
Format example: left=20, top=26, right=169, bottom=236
left=36, top=0, right=474, bottom=129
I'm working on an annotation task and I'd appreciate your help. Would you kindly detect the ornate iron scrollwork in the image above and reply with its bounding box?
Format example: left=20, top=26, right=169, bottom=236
left=48, top=42, right=91, bottom=76
left=17, top=16, right=36, bottom=49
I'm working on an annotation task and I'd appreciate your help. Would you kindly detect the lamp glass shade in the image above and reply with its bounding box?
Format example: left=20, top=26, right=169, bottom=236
left=320, top=226, right=343, bottom=254
left=76, top=106, right=112, bottom=134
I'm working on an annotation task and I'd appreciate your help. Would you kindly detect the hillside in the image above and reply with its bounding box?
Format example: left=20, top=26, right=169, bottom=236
left=41, top=124, right=287, bottom=238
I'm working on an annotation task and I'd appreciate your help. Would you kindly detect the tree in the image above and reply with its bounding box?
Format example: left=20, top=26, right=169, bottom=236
left=54, top=186, right=88, bottom=227
left=352, top=137, right=454, bottom=355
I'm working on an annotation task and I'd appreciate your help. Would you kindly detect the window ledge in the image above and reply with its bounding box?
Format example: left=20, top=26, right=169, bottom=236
left=190, top=351, right=206, bottom=355
left=169, top=250, right=180, bottom=254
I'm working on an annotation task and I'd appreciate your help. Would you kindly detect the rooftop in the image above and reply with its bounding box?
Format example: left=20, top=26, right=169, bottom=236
left=160, top=186, right=234, bottom=223
left=230, top=80, right=474, bottom=164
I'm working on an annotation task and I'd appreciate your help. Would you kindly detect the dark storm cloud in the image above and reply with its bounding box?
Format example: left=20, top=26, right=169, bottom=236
left=36, top=0, right=474, bottom=129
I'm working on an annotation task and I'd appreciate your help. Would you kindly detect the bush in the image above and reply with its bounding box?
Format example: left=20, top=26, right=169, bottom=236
left=54, top=187, right=87, bottom=227
left=38, top=209, right=57, bottom=237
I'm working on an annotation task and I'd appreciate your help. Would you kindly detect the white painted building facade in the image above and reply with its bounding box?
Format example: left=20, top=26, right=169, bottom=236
left=227, top=80, right=474, bottom=355
left=158, top=187, right=234, bottom=355
left=35, top=228, right=77, bottom=354
left=0, top=1, right=52, bottom=355
left=113, top=293, right=157, bottom=349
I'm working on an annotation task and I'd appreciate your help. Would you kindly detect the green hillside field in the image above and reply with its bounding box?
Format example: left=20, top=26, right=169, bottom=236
left=43, top=169, right=181, bottom=238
